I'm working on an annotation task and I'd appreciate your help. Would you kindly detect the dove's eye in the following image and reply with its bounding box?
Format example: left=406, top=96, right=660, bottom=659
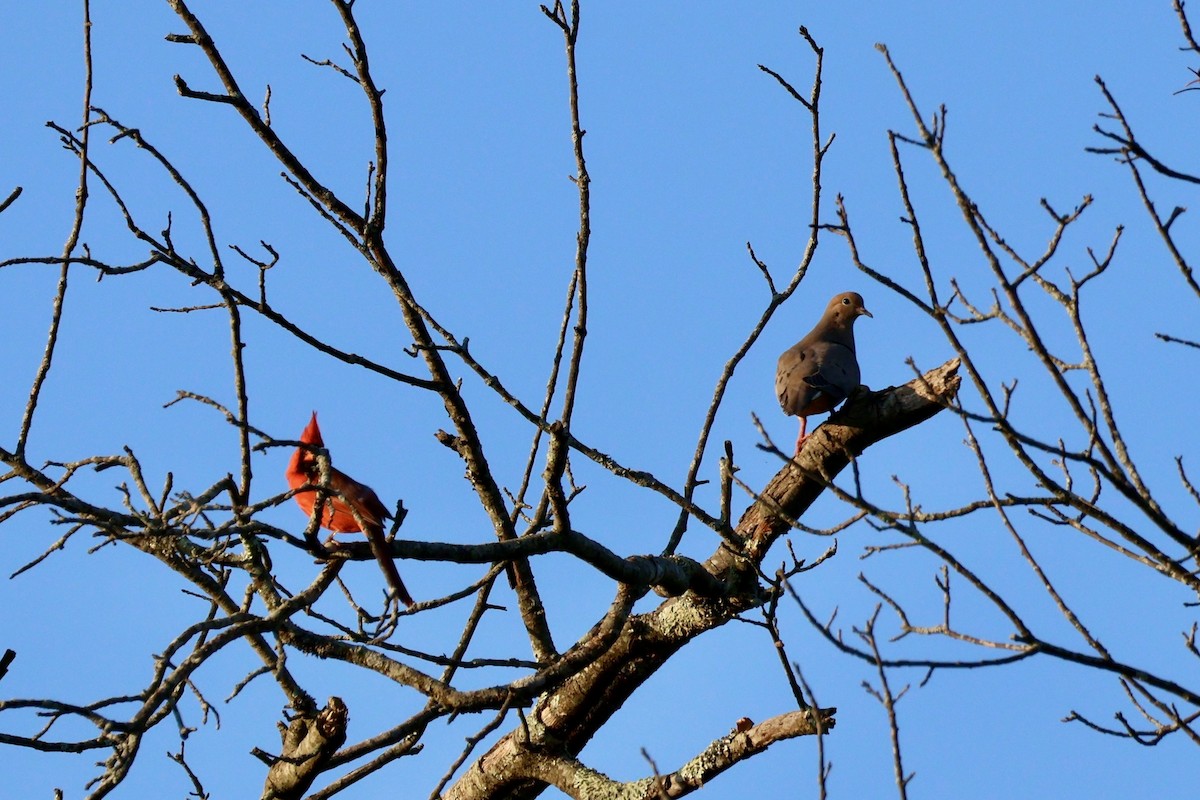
left=842, top=297, right=851, bottom=305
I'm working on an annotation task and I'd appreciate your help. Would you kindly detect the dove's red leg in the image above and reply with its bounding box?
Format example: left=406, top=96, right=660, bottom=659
left=793, top=416, right=809, bottom=457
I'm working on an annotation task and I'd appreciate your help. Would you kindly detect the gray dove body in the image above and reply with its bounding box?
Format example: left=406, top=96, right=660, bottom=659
left=776, top=292, right=872, bottom=454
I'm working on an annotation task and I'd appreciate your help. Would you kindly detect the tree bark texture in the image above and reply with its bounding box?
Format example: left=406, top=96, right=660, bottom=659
left=261, top=697, right=349, bottom=800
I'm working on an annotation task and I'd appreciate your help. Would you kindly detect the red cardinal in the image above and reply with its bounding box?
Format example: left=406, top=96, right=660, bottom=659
left=286, top=412, right=414, bottom=607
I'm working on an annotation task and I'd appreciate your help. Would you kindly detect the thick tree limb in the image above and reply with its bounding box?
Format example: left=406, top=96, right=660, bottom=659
left=444, top=359, right=961, bottom=800
left=260, top=697, right=349, bottom=800
left=510, top=708, right=835, bottom=800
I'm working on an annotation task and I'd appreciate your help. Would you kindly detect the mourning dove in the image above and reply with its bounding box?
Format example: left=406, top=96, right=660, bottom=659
left=776, top=292, right=872, bottom=455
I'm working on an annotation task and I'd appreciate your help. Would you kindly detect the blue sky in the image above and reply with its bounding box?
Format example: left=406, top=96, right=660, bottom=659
left=1, top=2, right=1197, bottom=798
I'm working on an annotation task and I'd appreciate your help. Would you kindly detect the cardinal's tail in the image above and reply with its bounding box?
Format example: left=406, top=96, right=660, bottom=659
left=364, top=524, right=415, bottom=607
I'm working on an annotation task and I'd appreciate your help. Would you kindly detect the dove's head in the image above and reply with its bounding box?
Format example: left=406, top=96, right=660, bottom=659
left=825, top=292, right=872, bottom=329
